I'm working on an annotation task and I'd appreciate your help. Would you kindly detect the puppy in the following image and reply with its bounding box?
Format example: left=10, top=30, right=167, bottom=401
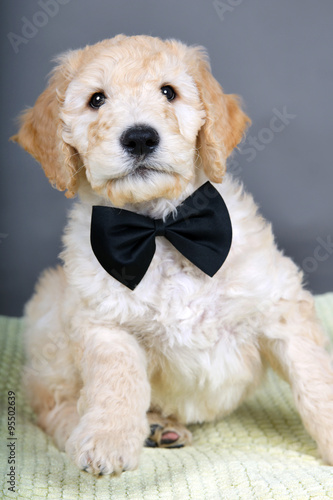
left=13, top=34, right=333, bottom=476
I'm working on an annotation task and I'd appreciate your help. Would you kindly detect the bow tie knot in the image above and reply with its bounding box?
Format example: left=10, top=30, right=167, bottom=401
left=91, top=182, right=232, bottom=290
left=154, top=218, right=167, bottom=237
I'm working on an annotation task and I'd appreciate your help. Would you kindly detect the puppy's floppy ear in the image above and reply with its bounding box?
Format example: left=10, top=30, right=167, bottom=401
left=188, top=47, right=251, bottom=183
left=11, top=49, right=84, bottom=197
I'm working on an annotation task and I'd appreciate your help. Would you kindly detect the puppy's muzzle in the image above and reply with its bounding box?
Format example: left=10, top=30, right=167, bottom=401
left=120, top=124, right=160, bottom=157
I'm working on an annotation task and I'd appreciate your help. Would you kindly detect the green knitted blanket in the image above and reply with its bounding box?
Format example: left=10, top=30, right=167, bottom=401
left=1, top=294, right=333, bottom=499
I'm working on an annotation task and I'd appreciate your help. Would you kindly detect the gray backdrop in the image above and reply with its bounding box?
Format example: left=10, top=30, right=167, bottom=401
left=1, top=0, right=332, bottom=316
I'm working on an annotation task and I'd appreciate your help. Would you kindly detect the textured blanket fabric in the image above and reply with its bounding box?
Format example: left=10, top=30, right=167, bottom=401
left=1, top=294, right=333, bottom=499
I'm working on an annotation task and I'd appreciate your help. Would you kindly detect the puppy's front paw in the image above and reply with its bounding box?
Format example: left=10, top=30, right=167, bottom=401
left=65, top=413, right=148, bottom=475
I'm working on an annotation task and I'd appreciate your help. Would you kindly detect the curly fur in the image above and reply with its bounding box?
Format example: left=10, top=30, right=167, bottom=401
left=13, top=34, right=333, bottom=476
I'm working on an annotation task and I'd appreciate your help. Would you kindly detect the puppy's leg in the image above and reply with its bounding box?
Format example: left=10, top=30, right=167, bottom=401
left=66, top=326, right=150, bottom=475
left=24, top=370, right=79, bottom=451
left=23, top=266, right=81, bottom=450
left=261, top=300, right=333, bottom=463
left=145, top=410, right=192, bottom=448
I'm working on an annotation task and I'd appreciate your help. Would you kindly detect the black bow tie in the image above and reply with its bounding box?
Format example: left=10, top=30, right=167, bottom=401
left=90, top=181, right=232, bottom=290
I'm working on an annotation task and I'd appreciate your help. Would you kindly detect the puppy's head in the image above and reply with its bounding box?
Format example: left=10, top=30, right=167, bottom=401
left=13, top=35, right=250, bottom=207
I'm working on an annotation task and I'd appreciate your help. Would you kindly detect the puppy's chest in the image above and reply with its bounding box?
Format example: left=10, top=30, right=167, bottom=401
left=122, top=240, right=227, bottom=350
left=89, top=234, right=232, bottom=349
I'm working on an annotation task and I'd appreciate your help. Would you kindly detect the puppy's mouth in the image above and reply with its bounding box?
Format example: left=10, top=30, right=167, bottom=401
left=102, top=161, right=191, bottom=207
left=129, top=164, right=164, bottom=178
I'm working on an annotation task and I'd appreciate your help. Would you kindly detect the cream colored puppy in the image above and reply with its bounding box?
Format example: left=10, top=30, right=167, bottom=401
left=14, top=35, right=333, bottom=476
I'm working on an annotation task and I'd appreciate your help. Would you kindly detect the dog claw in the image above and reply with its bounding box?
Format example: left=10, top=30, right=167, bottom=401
left=144, top=437, right=158, bottom=448
left=150, top=424, right=163, bottom=434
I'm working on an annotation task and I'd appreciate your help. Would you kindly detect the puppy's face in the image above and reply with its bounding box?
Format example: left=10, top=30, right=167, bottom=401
left=14, top=35, right=250, bottom=208
left=62, top=37, right=205, bottom=206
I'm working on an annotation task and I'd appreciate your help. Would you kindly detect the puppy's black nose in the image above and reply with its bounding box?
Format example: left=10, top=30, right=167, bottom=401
left=120, top=125, right=160, bottom=156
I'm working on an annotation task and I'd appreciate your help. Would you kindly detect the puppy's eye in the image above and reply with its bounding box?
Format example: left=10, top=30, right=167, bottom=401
left=89, top=92, right=106, bottom=109
left=161, top=85, right=177, bottom=101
